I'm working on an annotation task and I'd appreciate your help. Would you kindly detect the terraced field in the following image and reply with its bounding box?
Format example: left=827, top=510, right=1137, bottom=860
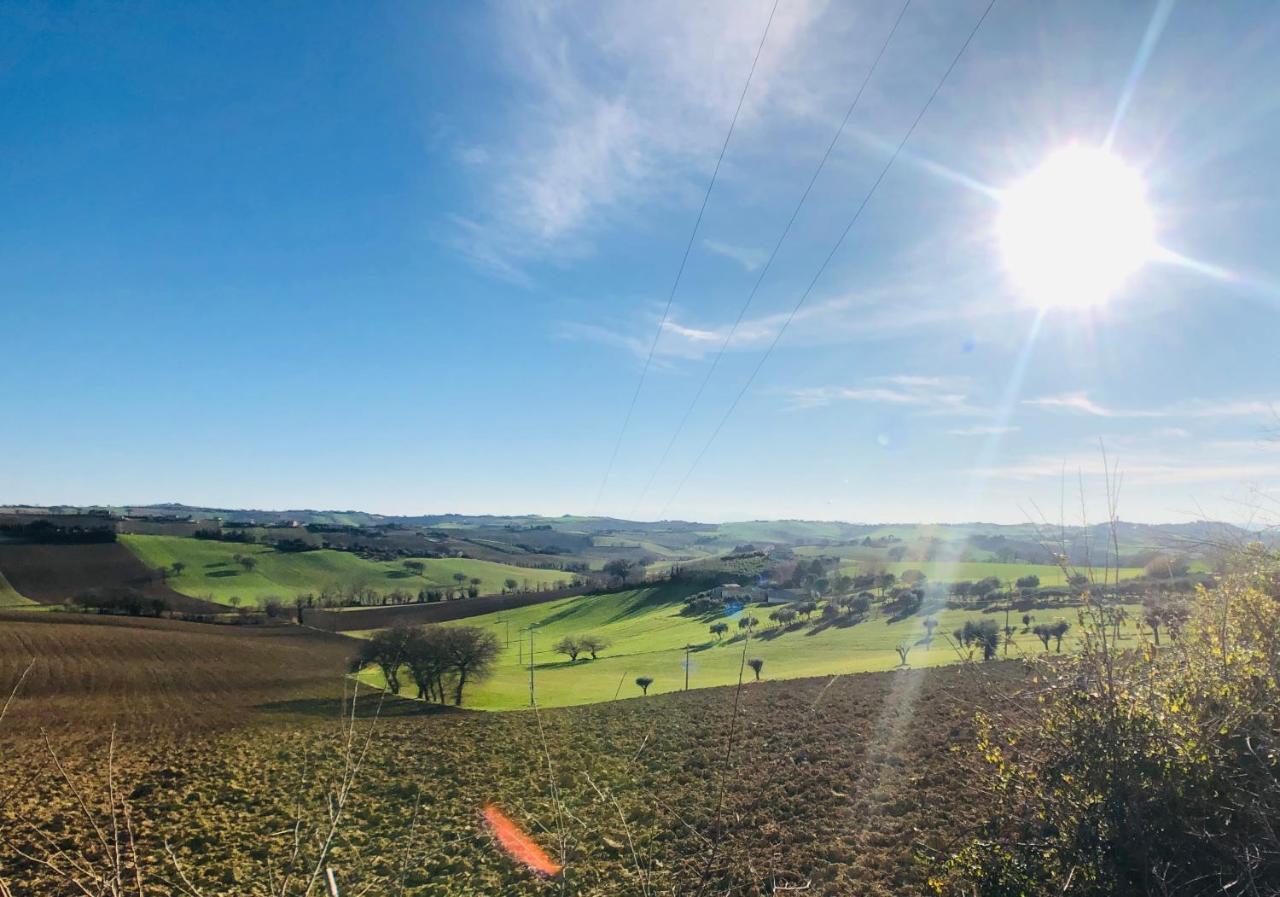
left=354, top=584, right=1142, bottom=710
left=121, top=535, right=575, bottom=606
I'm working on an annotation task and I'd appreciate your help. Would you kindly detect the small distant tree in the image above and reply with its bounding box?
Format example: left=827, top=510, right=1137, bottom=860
left=770, top=607, right=798, bottom=627
left=1050, top=619, right=1071, bottom=652
left=228, top=595, right=242, bottom=609
left=604, top=559, right=634, bottom=585
left=1032, top=623, right=1052, bottom=652
left=737, top=615, right=758, bottom=634
left=635, top=676, right=653, bottom=696
left=895, top=643, right=912, bottom=666
left=796, top=600, right=818, bottom=620
left=504, top=578, right=519, bottom=593
left=579, top=634, right=610, bottom=659
left=974, top=620, right=1001, bottom=660
left=747, top=658, right=764, bottom=681
left=239, top=555, right=257, bottom=573
left=553, top=636, right=583, bottom=662
left=1021, top=612, right=1033, bottom=631
left=452, top=572, right=467, bottom=589
left=1015, top=574, right=1040, bottom=590
left=403, top=560, right=425, bottom=576
left=469, top=577, right=482, bottom=591
left=710, top=621, right=729, bottom=640
left=923, top=617, right=938, bottom=642
left=171, top=561, right=186, bottom=576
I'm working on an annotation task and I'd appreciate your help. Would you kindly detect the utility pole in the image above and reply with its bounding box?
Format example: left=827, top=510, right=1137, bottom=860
left=527, top=624, right=537, bottom=707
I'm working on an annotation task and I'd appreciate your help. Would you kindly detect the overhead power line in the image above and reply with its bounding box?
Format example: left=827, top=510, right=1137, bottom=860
left=590, top=0, right=782, bottom=514
left=630, top=0, right=914, bottom=516
left=657, top=0, right=1000, bottom=519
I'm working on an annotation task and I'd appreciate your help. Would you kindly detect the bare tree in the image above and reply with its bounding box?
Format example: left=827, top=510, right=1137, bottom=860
left=553, top=636, right=582, bottom=662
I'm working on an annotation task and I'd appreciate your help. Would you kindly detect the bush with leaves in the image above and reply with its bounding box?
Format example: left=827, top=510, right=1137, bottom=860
left=943, top=548, right=1280, bottom=897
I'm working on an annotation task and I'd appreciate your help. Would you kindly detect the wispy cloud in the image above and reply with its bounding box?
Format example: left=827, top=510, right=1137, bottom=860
left=948, top=424, right=1020, bottom=436
left=784, top=375, right=978, bottom=413
left=446, top=0, right=823, bottom=278
left=1023, top=392, right=1276, bottom=420
left=703, top=239, right=768, bottom=272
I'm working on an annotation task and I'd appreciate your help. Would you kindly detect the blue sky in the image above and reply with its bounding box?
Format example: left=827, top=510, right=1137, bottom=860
left=2, top=0, right=1277, bottom=524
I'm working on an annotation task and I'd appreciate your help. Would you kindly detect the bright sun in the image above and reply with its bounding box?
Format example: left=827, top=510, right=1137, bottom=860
left=997, top=145, right=1155, bottom=309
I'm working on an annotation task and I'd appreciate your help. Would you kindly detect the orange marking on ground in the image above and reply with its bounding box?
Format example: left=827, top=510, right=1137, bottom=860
left=482, top=803, right=562, bottom=877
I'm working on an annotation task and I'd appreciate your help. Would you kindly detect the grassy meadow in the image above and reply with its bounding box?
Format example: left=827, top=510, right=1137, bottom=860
left=354, top=583, right=1142, bottom=710
left=121, top=535, right=573, bottom=606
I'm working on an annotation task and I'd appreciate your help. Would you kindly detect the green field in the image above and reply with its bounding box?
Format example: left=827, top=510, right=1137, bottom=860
left=355, top=583, right=1142, bottom=710
left=0, top=570, right=36, bottom=608
left=121, top=535, right=574, bottom=606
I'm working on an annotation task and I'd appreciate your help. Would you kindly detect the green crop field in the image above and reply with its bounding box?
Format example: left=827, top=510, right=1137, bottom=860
left=121, top=535, right=574, bottom=606
left=355, top=583, right=1143, bottom=710
left=0, top=570, right=36, bottom=608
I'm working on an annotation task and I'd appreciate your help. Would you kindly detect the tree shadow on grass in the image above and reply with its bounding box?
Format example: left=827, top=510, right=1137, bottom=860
left=207, top=570, right=240, bottom=578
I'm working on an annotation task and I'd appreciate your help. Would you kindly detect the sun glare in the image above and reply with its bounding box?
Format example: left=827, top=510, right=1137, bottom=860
left=997, top=145, right=1155, bottom=309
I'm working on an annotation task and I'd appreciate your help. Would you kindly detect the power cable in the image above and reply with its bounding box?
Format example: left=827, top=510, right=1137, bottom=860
left=589, top=0, right=782, bottom=514
left=658, top=0, right=1000, bottom=519
left=630, top=0, right=914, bottom=516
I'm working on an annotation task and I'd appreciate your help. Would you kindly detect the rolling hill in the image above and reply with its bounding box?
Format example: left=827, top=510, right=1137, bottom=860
left=121, top=535, right=576, bottom=606
left=353, top=583, right=1142, bottom=710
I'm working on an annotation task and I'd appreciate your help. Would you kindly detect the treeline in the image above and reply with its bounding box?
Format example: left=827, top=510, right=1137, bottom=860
left=0, top=521, right=117, bottom=544
left=71, top=587, right=167, bottom=616
left=351, top=624, right=500, bottom=706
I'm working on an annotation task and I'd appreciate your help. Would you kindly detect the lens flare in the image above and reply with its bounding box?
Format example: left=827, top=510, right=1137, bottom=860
left=482, top=803, right=562, bottom=877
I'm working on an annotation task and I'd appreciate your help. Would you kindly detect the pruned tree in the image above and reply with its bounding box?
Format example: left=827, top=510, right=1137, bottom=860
left=895, top=643, right=912, bottom=666
left=709, top=621, right=729, bottom=640
left=1050, top=619, right=1071, bottom=652
left=1032, top=623, right=1052, bottom=652
left=635, top=676, right=653, bottom=696
left=553, top=635, right=582, bottom=662
left=747, top=658, right=764, bottom=681
left=504, top=577, right=518, bottom=593
left=737, top=615, right=758, bottom=633
left=579, top=634, right=610, bottom=659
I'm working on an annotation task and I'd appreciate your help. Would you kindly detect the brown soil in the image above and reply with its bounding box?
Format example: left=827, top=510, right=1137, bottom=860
left=0, top=542, right=221, bottom=613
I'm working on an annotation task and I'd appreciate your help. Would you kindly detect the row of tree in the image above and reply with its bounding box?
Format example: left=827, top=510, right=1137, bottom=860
left=352, top=623, right=500, bottom=705
left=552, top=634, right=610, bottom=662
